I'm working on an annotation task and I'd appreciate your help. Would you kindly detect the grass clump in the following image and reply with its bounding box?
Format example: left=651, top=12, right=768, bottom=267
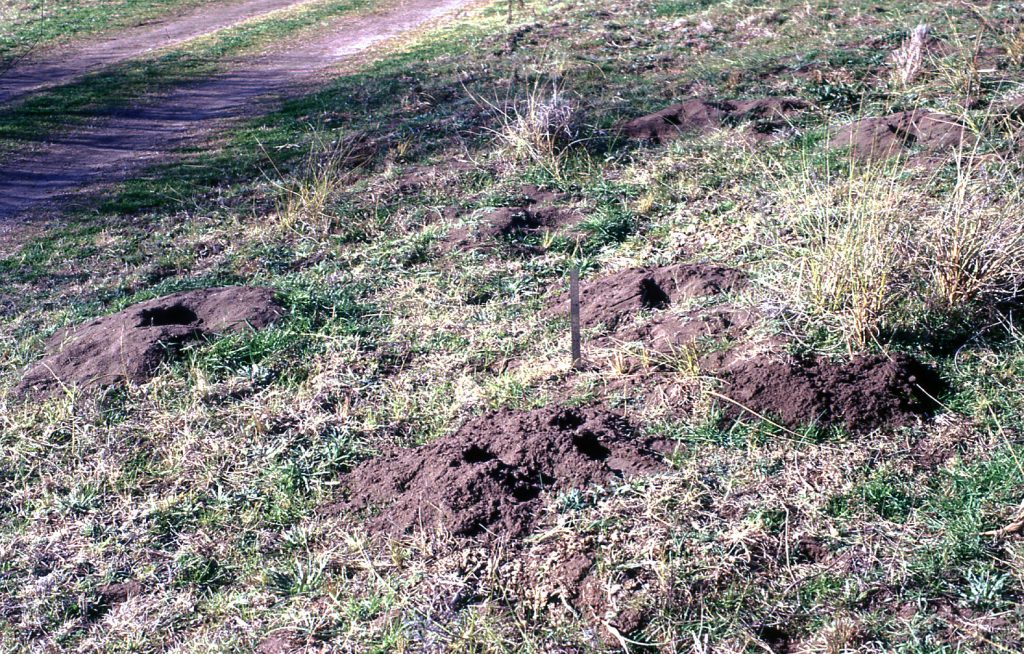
left=761, top=144, right=1024, bottom=350
left=481, top=78, right=586, bottom=181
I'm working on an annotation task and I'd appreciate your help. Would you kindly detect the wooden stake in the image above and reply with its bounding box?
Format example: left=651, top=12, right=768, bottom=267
left=570, top=267, right=582, bottom=370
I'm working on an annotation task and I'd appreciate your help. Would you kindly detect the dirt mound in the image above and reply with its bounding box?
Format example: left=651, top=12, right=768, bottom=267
left=720, top=353, right=943, bottom=432
left=333, top=406, right=665, bottom=541
left=447, top=184, right=582, bottom=253
left=613, top=306, right=756, bottom=356
left=549, top=263, right=747, bottom=330
left=831, top=110, right=971, bottom=160
left=17, top=287, right=282, bottom=397
left=618, top=97, right=810, bottom=143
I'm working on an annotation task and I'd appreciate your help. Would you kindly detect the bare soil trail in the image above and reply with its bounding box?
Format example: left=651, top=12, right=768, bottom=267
left=0, top=0, right=471, bottom=225
left=0, top=0, right=322, bottom=106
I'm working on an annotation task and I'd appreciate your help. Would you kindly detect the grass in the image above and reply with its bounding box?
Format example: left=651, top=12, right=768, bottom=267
left=0, top=0, right=380, bottom=154
left=2, top=0, right=1024, bottom=651
left=0, top=0, right=211, bottom=65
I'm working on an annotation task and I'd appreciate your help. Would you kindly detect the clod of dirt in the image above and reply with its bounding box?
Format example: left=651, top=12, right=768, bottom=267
left=549, top=264, right=747, bottom=331
left=618, top=97, right=810, bottom=143
left=255, top=633, right=300, bottom=654
left=391, top=160, right=474, bottom=193
left=720, top=353, right=943, bottom=432
left=94, top=580, right=144, bottom=607
left=526, top=534, right=658, bottom=644
left=332, top=406, right=666, bottom=541
left=17, top=287, right=282, bottom=397
left=447, top=184, right=582, bottom=253
left=793, top=535, right=829, bottom=564
left=831, top=110, right=972, bottom=160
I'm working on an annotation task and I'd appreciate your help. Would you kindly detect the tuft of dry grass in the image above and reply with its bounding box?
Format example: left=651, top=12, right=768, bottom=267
left=921, top=152, right=1024, bottom=310
left=475, top=78, right=584, bottom=180
left=761, top=155, right=918, bottom=349
left=762, top=134, right=1024, bottom=349
left=265, top=134, right=371, bottom=239
left=1005, top=20, right=1024, bottom=67
left=891, top=23, right=930, bottom=87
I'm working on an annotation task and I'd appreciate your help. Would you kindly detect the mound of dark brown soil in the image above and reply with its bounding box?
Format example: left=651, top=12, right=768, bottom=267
left=333, top=406, right=665, bottom=541
left=447, top=184, right=582, bottom=253
left=17, top=287, right=282, bottom=397
left=831, top=110, right=971, bottom=161
left=549, top=263, right=747, bottom=330
left=618, top=97, right=809, bottom=143
left=720, top=353, right=943, bottom=433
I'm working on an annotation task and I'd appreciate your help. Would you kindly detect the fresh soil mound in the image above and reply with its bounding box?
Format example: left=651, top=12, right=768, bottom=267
left=618, top=97, right=809, bottom=143
left=17, top=287, right=282, bottom=397
left=549, top=263, right=747, bottom=330
left=831, top=110, right=971, bottom=160
left=720, top=353, right=943, bottom=432
left=334, top=406, right=665, bottom=541
left=447, top=184, right=582, bottom=252
left=613, top=306, right=756, bottom=356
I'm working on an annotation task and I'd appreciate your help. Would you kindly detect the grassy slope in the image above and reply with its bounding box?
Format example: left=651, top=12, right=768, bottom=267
left=2, top=0, right=1024, bottom=651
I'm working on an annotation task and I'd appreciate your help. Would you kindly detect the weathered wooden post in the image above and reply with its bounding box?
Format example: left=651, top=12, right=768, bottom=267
left=570, top=267, right=582, bottom=370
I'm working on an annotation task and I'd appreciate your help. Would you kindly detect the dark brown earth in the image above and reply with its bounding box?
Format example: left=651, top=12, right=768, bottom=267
left=618, top=97, right=810, bottom=143
left=548, top=263, right=748, bottom=330
left=831, top=110, right=971, bottom=160
left=548, top=263, right=944, bottom=433
left=446, top=184, right=583, bottom=253
left=332, top=405, right=666, bottom=541
left=719, top=353, right=944, bottom=433
left=16, top=286, right=282, bottom=397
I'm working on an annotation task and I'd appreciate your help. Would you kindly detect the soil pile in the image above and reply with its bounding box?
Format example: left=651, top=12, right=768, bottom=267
left=614, top=306, right=756, bottom=358
left=335, top=406, right=666, bottom=541
left=17, top=287, right=282, bottom=397
left=549, top=263, right=747, bottom=330
left=831, top=110, right=971, bottom=160
left=720, top=353, right=943, bottom=432
left=447, top=184, right=582, bottom=252
left=619, top=97, right=810, bottom=143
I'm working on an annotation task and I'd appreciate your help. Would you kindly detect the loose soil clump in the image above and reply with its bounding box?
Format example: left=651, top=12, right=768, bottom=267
left=831, top=110, right=971, bottom=160
left=548, top=263, right=747, bottom=330
left=720, top=353, right=943, bottom=433
left=447, top=184, right=582, bottom=253
left=333, top=405, right=666, bottom=541
left=17, top=287, right=282, bottom=397
left=618, top=97, right=810, bottom=143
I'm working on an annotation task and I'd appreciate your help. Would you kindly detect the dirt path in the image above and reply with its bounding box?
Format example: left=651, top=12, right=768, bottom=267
left=0, top=0, right=320, bottom=106
left=0, top=0, right=471, bottom=225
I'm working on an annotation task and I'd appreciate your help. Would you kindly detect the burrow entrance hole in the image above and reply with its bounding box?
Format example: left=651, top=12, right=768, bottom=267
left=138, top=304, right=199, bottom=327
left=639, top=278, right=671, bottom=310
